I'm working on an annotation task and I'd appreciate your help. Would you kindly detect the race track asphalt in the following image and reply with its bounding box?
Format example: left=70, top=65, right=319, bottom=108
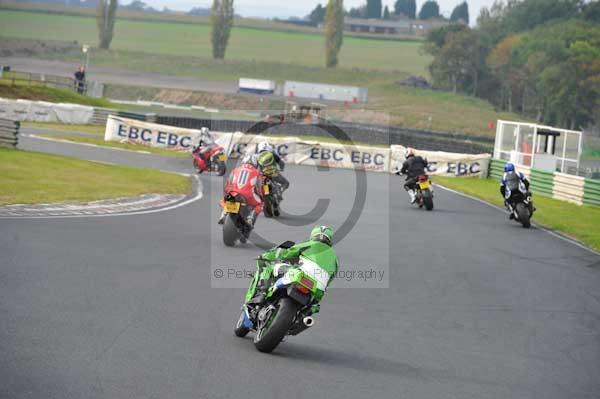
left=1, top=136, right=599, bottom=399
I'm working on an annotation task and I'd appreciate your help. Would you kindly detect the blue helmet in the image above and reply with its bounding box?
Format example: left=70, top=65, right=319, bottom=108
left=504, top=162, right=515, bottom=172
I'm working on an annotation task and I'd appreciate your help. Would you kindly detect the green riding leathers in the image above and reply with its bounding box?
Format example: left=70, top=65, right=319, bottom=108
left=257, top=150, right=290, bottom=192
left=250, top=239, right=339, bottom=306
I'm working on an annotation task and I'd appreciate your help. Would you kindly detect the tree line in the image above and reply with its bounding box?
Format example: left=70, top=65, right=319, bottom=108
left=95, top=0, right=343, bottom=67
left=424, top=0, right=600, bottom=129
left=341, top=1, right=468, bottom=23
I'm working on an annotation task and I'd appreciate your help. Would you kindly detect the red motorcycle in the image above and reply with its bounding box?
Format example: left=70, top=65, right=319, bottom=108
left=220, top=163, right=266, bottom=246
left=192, top=145, right=227, bottom=176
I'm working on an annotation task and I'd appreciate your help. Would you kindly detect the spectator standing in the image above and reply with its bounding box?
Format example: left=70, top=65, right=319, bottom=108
left=74, top=65, right=86, bottom=94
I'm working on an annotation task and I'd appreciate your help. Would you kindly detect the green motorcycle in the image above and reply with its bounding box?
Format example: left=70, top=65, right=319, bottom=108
left=234, top=240, right=331, bottom=353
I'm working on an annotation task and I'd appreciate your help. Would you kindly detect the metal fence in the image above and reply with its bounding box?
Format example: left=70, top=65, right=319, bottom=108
left=0, top=118, right=19, bottom=148
left=155, top=116, right=493, bottom=154
left=91, top=108, right=156, bottom=126
left=1, top=70, right=87, bottom=94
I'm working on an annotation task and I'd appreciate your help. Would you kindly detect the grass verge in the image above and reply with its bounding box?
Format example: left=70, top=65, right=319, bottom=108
left=433, top=176, right=600, bottom=252
left=23, top=122, right=105, bottom=134
left=0, top=148, right=190, bottom=205
left=0, top=80, right=116, bottom=107
left=582, top=148, right=600, bottom=161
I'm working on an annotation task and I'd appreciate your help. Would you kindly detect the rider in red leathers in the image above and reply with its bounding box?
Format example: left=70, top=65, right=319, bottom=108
left=219, top=156, right=265, bottom=231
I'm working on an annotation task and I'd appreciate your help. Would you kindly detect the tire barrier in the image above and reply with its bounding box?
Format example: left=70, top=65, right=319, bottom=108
left=0, top=118, right=19, bottom=148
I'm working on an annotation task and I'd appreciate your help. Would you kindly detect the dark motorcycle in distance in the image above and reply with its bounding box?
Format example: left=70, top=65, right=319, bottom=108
left=263, top=179, right=281, bottom=218
left=506, top=190, right=534, bottom=228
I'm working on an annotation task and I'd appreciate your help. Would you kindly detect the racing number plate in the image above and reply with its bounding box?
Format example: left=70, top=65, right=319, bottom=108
left=224, top=201, right=241, bottom=213
left=419, top=181, right=430, bottom=190
left=217, top=154, right=227, bottom=161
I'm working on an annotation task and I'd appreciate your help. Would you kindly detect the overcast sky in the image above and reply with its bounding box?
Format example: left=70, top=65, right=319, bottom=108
left=141, top=1, right=496, bottom=23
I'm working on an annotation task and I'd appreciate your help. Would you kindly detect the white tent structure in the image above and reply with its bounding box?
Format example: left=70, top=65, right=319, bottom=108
left=494, top=120, right=582, bottom=174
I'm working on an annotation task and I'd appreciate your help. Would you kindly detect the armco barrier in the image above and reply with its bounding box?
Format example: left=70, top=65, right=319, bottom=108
left=530, top=169, right=554, bottom=198
left=0, top=118, right=19, bottom=148
left=489, top=159, right=504, bottom=180
left=155, top=116, right=493, bottom=154
left=553, top=173, right=585, bottom=205
left=584, top=179, right=600, bottom=206
left=0, top=99, right=94, bottom=123
left=92, top=108, right=156, bottom=126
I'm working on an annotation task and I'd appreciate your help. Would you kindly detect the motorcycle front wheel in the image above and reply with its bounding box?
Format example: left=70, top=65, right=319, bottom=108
left=254, top=298, right=298, bottom=353
left=516, top=203, right=531, bottom=228
left=234, top=311, right=250, bottom=337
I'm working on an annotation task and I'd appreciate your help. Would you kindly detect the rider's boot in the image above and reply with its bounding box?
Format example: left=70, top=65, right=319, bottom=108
left=218, top=210, right=226, bottom=225
left=246, top=209, right=256, bottom=227
left=408, top=190, right=417, bottom=204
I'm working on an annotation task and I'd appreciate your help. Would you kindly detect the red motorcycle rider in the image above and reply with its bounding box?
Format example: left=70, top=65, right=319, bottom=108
left=219, top=154, right=265, bottom=234
left=192, top=127, right=226, bottom=175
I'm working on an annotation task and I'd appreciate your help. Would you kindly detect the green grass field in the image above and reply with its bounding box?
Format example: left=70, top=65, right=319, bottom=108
left=0, top=10, right=430, bottom=75
left=0, top=148, right=190, bottom=205
left=0, top=10, right=530, bottom=136
left=434, top=176, right=600, bottom=252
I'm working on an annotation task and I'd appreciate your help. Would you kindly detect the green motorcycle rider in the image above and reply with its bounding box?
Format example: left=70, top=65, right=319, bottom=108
left=235, top=226, right=339, bottom=352
left=249, top=225, right=338, bottom=305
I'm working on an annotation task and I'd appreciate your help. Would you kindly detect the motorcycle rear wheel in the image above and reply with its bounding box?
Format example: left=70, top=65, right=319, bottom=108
left=215, top=161, right=227, bottom=177
left=263, top=197, right=274, bottom=218
left=254, top=298, right=298, bottom=353
left=423, top=195, right=434, bottom=211
left=223, top=214, right=239, bottom=246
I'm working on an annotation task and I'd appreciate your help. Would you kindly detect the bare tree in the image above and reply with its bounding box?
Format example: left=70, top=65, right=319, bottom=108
left=211, top=0, right=235, bottom=60
left=97, top=0, right=118, bottom=50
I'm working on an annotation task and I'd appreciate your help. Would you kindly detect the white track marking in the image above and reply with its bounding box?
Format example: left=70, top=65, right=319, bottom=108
left=0, top=176, right=203, bottom=220
left=435, top=183, right=600, bottom=256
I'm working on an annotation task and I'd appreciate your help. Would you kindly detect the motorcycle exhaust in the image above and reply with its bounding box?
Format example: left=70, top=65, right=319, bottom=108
left=289, top=315, right=315, bottom=336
